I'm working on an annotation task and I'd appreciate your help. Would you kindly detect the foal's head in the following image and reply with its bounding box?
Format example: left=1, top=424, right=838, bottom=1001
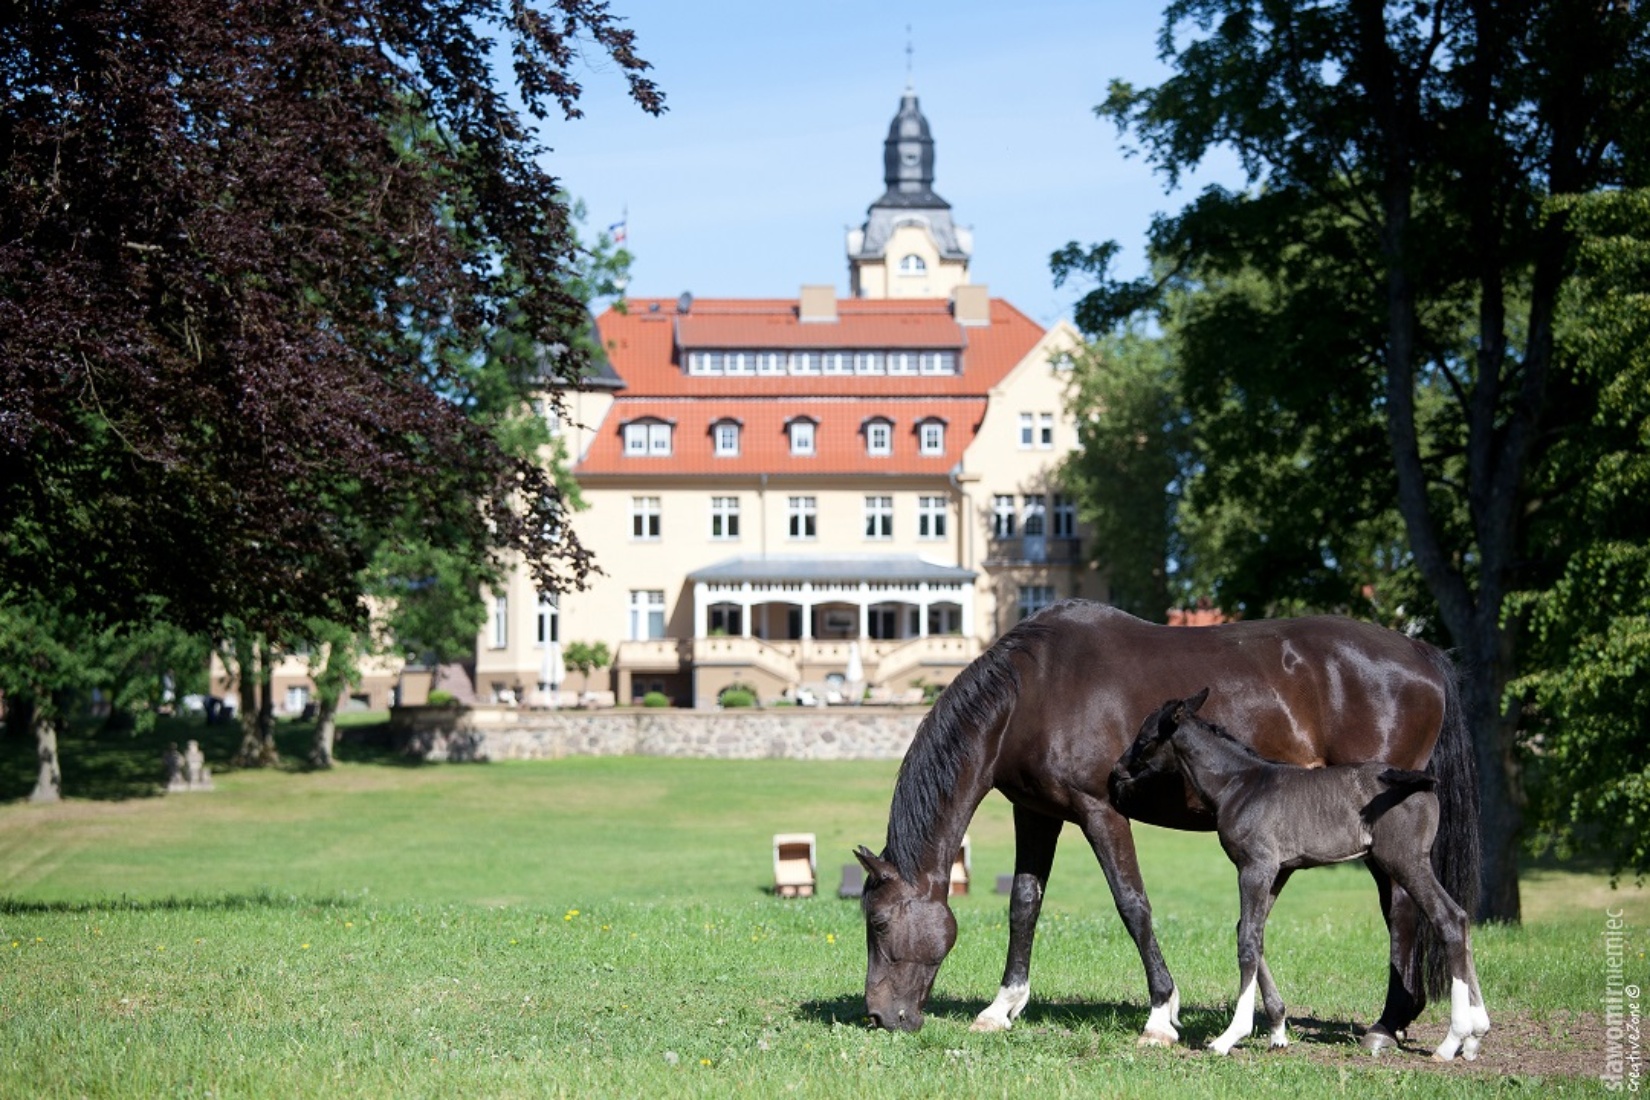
left=1108, top=688, right=1210, bottom=806
left=854, top=845, right=956, bottom=1032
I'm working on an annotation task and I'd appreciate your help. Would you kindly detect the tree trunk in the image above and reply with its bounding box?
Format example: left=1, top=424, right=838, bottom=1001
left=233, top=636, right=279, bottom=767
left=1461, top=617, right=1525, bottom=923
left=29, top=702, right=61, bottom=803
left=309, top=693, right=339, bottom=769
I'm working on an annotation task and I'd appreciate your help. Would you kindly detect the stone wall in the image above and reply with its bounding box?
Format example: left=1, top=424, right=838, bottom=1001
left=384, top=704, right=927, bottom=763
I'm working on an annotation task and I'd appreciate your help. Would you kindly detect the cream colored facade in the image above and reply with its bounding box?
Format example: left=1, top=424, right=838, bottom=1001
left=472, top=89, right=1103, bottom=708
left=472, top=308, right=1099, bottom=708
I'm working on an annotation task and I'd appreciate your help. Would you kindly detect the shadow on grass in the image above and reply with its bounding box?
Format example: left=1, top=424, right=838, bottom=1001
left=795, top=992, right=1373, bottom=1050
left=0, top=713, right=418, bottom=804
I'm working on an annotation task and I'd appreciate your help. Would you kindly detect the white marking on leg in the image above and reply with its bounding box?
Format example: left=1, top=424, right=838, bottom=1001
left=1431, top=977, right=1471, bottom=1061
left=1269, top=1017, right=1289, bottom=1049
left=970, top=983, right=1030, bottom=1033
left=1208, top=978, right=1256, bottom=1055
left=1138, top=984, right=1180, bottom=1046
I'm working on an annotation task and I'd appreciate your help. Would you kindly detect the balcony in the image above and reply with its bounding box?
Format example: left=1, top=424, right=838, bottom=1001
left=983, top=535, right=1083, bottom=566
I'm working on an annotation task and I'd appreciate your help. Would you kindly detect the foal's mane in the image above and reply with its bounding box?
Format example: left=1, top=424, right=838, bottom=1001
left=884, top=610, right=1058, bottom=881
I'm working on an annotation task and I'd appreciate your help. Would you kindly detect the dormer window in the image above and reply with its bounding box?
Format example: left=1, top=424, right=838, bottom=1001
left=712, top=419, right=741, bottom=457
left=788, top=418, right=817, bottom=456
left=899, top=254, right=927, bottom=275
left=918, top=419, right=946, bottom=456
left=624, top=419, right=673, bottom=457
left=864, top=418, right=893, bottom=457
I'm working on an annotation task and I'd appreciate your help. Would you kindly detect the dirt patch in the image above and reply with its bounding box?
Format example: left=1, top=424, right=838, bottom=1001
left=1271, top=1008, right=1601, bottom=1080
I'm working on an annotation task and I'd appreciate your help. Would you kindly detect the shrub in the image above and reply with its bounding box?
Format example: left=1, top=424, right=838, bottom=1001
left=641, top=691, right=671, bottom=708
left=426, top=690, right=456, bottom=707
left=719, top=689, right=756, bottom=709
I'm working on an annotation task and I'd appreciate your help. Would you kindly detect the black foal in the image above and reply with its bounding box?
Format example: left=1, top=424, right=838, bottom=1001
left=1113, top=690, right=1490, bottom=1059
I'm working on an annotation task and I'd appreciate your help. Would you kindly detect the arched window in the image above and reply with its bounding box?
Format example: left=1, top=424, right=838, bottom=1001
left=898, top=253, right=927, bottom=275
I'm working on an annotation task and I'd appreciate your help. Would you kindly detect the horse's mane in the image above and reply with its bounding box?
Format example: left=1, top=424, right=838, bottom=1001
left=884, top=609, right=1060, bottom=881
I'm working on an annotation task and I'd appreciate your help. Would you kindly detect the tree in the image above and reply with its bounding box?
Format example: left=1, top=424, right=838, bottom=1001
left=1059, top=331, right=1192, bottom=620
left=1068, top=0, right=1649, bottom=919
left=1, top=0, right=661, bottom=643
left=1511, top=188, right=1650, bottom=881
left=562, top=641, right=611, bottom=696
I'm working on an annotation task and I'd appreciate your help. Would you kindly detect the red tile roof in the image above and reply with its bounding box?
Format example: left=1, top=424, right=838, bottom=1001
left=578, top=396, right=988, bottom=477
left=576, top=295, right=1046, bottom=478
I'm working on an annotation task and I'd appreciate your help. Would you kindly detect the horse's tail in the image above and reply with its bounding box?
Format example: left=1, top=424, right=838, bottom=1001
left=1419, top=643, right=1481, bottom=999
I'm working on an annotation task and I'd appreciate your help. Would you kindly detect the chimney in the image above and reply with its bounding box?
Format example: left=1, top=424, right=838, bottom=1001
left=951, top=284, right=990, bottom=326
left=798, top=284, right=837, bottom=323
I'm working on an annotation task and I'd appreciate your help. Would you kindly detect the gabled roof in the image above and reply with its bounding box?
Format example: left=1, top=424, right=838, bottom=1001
left=576, top=294, right=1047, bottom=479
left=579, top=396, right=986, bottom=477
left=589, top=296, right=1044, bottom=398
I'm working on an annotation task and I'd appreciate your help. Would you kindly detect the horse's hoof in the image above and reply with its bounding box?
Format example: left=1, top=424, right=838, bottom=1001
left=1360, top=1025, right=1399, bottom=1054
left=1137, top=1029, right=1177, bottom=1048
left=970, top=1015, right=1010, bottom=1034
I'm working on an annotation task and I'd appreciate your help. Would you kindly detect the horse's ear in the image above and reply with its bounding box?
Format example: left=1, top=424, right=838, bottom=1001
left=854, top=845, right=897, bottom=885
left=1186, top=687, right=1210, bottom=714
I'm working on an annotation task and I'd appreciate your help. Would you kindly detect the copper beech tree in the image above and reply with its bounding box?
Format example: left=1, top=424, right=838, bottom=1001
left=0, top=1, right=662, bottom=793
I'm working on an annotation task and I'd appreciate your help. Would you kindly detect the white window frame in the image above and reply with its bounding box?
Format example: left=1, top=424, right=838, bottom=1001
left=1039, top=412, right=1056, bottom=449
left=920, top=350, right=956, bottom=375
left=899, top=253, right=927, bottom=275
left=918, top=420, right=945, bottom=455
left=1022, top=494, right=1048, bottom=537
left=790, top=350, right=820, bottom=375
left=713, top=421, right=740, bottom=457
left=757, top=351, right=786, bottom=375
left=917, top=495, right=948, bottom=540
left=631, top=495, right=662, bottom=541
left=1053, top=494, right=1078, bottom=538
left=788, top=496, right=817, bottom=540
left=789, top=420, right=816, bottom=456
left=822, top=351, right=852, bottom=375
left=1018, top=585, right=1057, bottom=620
left=725, top=350, right=754, bottom=376
left=536, top=592, right=559, bottom=646
left=855, top=351, right=885, bottom=375
left=993, top=495, right=1016, bottom=539
left=888, top=350, right=918, bottom=375
left=491, top=594, right=509, bottom=649
left=864, top=495, right=893, bottom=540
left=710, top=495, right=740, bottom=541
left=628, top=590, right=666, bottom=640
left=866, top=420, right=892, bottom=456
left=1018, top=412, right=1035, bottom=449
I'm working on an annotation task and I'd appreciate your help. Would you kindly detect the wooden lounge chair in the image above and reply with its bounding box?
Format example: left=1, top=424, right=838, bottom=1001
left=773, top=832, right=817, bottom=898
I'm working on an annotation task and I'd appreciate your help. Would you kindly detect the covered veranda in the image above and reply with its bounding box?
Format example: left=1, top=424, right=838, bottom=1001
left=687, top=554, right=976, bottom=643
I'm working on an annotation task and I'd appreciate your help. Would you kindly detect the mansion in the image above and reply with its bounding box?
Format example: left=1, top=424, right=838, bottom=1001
left=472, top=88, right=1106, bottom=708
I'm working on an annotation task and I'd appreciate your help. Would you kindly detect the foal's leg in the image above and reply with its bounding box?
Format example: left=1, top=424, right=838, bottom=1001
left=1078, top=800, right=1180, bottom=1046
left=973, top=805, right=1061, bottom=1032
left=1254, top=868, right=1293, bottom=1049
left=1363, top=863, right=1425, bottom=1052
left=1381, top=852, right=1490, bottom=1061
left=1210, top=862, right=1281, bottom=1055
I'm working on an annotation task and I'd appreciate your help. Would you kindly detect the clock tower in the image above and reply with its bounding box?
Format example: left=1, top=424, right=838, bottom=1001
left=847, top=87, right=973, bottom=299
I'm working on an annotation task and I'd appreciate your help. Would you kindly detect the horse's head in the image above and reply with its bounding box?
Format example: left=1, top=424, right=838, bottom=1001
left=854, top=845, right=956, bottom=1032
left=1108, top=688, right=1210, bottom=811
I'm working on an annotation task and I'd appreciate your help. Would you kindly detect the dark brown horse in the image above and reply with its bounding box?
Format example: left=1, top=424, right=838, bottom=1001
left=854, top=599, right=1478, bottom=1049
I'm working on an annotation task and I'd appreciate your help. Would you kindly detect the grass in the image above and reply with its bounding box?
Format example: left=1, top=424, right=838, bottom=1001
left=0, top=715, right=1643, bottom=1097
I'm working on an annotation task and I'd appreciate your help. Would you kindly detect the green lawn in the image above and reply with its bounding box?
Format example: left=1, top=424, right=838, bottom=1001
left=0, top=718, right=1642, bottom=1097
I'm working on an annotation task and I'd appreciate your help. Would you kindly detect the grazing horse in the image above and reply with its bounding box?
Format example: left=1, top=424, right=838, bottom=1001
left=854, top=599, right=1477, bottom=1048
left=1115, top=690, right=1490, bottom=1059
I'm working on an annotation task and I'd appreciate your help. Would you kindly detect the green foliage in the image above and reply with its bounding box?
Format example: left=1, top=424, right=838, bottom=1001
left=1060, top=334, right=1189, bottom=620
left=1512, top=188, right=1650, bottom=881
left=562, top=640, right=612, bottom=682
left=425, top=690, right=457, bottom=707
left=641, top=691, right=670, bottom=708
left=718, top=688, right=756, bottom=709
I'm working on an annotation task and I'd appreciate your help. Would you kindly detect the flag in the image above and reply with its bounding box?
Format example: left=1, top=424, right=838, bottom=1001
left=608, top=219, right=627, bottom=245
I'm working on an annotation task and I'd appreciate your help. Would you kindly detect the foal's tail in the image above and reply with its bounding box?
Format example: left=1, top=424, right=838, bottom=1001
left=1419, top=644, right=1481, bottom=999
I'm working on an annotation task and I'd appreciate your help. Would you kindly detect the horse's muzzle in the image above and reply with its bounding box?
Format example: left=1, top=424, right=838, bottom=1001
left=866, top=1007, right=924, bottom=1032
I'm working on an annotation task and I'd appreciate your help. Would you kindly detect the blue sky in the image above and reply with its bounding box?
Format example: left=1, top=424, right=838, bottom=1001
left=532, top=2, right=1242, bottom=328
